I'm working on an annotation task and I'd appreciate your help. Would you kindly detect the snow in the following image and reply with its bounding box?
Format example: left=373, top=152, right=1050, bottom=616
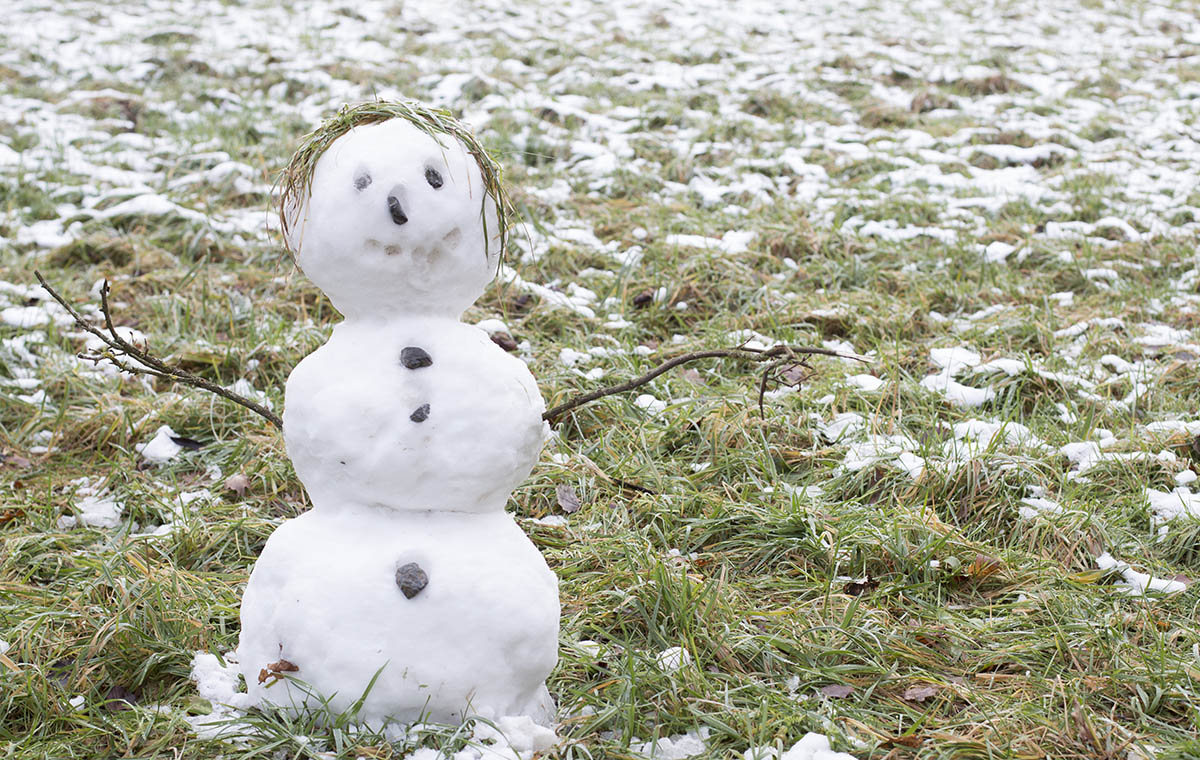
left=1096, top=553, right=1187, bottom=596
left=1018, top=497, right=1064, bottom=520
left=1144, top=487, right=1200, bottom=528
left=56, top=477, right=123, bottom=530
left=284, top=319, right=548, bottom=515
left=655, top=646, right=692, bottom=672
left=136, top=425, right=185, bottom=463
left=819, top=412, right=865, bottom=442
left=846, top=374, right=883, bottom=392
left=636, top=728, right=711, bottom=759
left=744, top=734, right=860, bottom=760
left=664, top=230, right=756, bottom=254
left=239, top=507, right=559, bottom=725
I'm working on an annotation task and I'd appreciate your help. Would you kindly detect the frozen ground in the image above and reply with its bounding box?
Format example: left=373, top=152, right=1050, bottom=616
left=2, top=0, right=1200, bottom=758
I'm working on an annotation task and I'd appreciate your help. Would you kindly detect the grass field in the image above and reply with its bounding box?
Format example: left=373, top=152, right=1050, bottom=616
left=3, top=0, right=1200, bottom=757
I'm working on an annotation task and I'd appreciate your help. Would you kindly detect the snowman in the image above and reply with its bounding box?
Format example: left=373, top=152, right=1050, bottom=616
left=236, top=104, right=559, bottom=727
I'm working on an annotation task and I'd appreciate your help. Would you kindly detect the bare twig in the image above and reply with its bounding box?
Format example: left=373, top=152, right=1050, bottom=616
left=542, top=344, right=869, bottom=425
left=35, top=271, right=283, bottom=429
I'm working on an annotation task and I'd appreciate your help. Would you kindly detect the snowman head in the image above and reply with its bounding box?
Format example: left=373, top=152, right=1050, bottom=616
left=280, top=103, right=509, bottom=319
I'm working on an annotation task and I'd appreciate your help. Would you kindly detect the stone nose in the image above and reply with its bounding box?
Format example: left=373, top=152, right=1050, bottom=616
left=387, top=194, right=408, bottom=225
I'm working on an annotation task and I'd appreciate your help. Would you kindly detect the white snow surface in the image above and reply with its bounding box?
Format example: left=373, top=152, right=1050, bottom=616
left=239, top=507, right=559, bottom=726
left=744, top=734, right=860, bottom=760
left=283, top=318, right=548, bottom=514
left=1096, top=553, right=1187, bottom=597
left=136, top=425, right=184, bottom=463
left=56, top=477, right=123, bottom=530
left=285, top=119, right=502, bottom=319
left=655, top=646, right=692, bottom=673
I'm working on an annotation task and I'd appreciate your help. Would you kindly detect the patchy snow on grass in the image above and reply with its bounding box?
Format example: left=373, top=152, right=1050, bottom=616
left=56, top=477, right=123, bottom=530
left=1096, top=553, right=1187, bottom=597
left=743, top=733, right=860, bottom=760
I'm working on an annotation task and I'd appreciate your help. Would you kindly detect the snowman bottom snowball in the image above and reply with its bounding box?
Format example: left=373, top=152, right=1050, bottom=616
left=237, top=507, right=560, bottom=726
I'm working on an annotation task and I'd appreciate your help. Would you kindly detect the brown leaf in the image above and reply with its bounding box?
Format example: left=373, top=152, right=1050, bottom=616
left=967, top=554, right=1003, bottom=581
left=901, top=683, right=940, bottom=702
left=883, top=735, right=924, bottom=749
left=555, top=484, right=582, bottom=514
left=490, top=332, right=518, bottom=352
left=842, top=575, right=878, bottom=596
left=224, top=474, right=251, bottom=497
left=819, top=684, right=855, bottom=698
left=632, top=290, right=654, bottom=308
left=258, top=659, right=299, bottom=684
left=267, top=659, right=298, bottom=673
left=1, top=452, right=32, bottom=469
left=0, top=508, right=25, bottom=526
left=778, top=364, right=809, bottom=386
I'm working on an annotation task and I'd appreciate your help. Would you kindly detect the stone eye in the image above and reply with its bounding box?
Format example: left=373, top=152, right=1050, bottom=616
left=354, top=169, right=372, bottom=192
left=425, top=167, right=443, bottom=189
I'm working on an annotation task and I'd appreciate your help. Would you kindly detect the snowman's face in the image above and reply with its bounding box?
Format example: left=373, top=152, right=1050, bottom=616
left=284, top=119, right=501, bottom=319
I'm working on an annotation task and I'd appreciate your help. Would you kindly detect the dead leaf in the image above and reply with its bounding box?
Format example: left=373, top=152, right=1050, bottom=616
left=842, top=575, right=878, bottom=596
left=632, top=290, right=654, bottom=308
left=678, top=368, right=704, bottom=385
left=556, top=484, right=582, bottom=514
left=267, top=659, right=298, bottom=673
left=778, top=364, right=809, bottom=386
left=258, top=658, right=299, bottom=684
left=224, top=473, right=251, bottom=497
left=882, top=735, right=924, bottom=749
left=819, top=684, right=855, bottom=698
left=1, top=452, right=32, bottom=469
left=967, top=554, right=1003, bottom=581
left=0, top=508, right=25, bottom=526
left=901, top=683, right=939, bottom=702
left=490, top=332, right=519, bottom=352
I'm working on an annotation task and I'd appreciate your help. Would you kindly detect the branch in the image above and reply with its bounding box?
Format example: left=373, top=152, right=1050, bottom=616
left=542, top=344, right=870, bottom=425
left=35, top=271, right=283, bottom=429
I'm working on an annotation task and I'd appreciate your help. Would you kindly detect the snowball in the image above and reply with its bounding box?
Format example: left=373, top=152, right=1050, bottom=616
left=136, top=425, right=184, bottom=463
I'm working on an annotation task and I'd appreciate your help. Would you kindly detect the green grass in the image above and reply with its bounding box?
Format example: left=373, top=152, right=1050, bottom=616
left=3, top=0, right=1200, bottom=758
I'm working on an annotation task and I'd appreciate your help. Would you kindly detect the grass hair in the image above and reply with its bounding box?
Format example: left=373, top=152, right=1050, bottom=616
left=276, top=100, right=514, bottom=259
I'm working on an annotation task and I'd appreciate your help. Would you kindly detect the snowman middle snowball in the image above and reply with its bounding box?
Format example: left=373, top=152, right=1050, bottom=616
left=238, top=113, right=558, bottom=727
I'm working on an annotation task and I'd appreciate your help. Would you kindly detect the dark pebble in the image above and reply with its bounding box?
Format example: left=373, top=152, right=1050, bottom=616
left=401, top=346, right=433, bottom=369
left=395, top=562, right=428, bottom=599
left=410, top=404, right=430, bottom=423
